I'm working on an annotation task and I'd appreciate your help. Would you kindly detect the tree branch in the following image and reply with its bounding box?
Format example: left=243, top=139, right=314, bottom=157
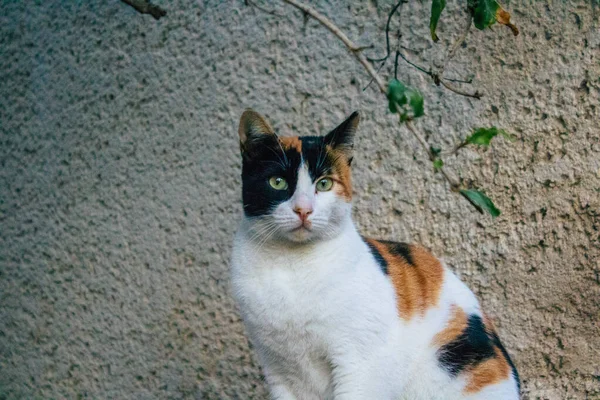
left=280, top=0, right=462, bottom=193
left=282, top=0, right=387, bottom=94
left=366, top=1, right=478, bottom=99
left=120, top=0, right=166, bottom=20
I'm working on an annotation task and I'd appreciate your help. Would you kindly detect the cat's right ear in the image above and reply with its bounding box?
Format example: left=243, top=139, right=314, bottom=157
left=324, top=111, right=360, bottom=160
left=238, top=109, right=276, bottom=158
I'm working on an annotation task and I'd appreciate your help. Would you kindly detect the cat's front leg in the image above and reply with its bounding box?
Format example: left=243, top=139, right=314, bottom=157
left=268, top=383, right=298, bottom=400
left=330, top=374, right=366, bottom=400
left=256, top=363, right=296, bottom=400
left=257, top=354, right=299, bottom=400
left=329, top=359, right=369, bottom=400
left=329, top=344, right=394, bottom=400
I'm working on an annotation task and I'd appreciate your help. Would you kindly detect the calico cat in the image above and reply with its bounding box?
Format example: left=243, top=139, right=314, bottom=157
left=230, top=110, right=520, bottom=400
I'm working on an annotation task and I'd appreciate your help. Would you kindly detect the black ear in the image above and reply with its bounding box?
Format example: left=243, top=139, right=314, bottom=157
left=238, top=109, right=276, bottom=157
left=324, top=111, right=360, bottom=157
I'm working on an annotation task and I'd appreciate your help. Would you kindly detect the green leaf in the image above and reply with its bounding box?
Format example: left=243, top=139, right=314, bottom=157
left=433, top=158, right=444, bottom=170
left=466, top=127, right=513, bottom=146
left=430, top=146, right=442, bottom=156
left=460, top=189, right=501, bottom=217
left=472, top=0, right=498, bottom=30
left=430, top=0, right=446, bottom=42
left=406, top=89, right=424, bottom=119
left=388, top=79, right=406, bottom=113
left=470, top=0, right=519, bottom=35
left=387, top=79, right=425, bottom=121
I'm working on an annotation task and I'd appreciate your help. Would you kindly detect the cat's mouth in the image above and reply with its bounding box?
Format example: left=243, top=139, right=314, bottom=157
left=286, top=222, right=315, bottom=242
left=290, top=222, right=312, bottom=232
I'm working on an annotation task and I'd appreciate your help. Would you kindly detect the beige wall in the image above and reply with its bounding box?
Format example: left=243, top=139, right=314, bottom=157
left=1, top=0, right=598, bottom=399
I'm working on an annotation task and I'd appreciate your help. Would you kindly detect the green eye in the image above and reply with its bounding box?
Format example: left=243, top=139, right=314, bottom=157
left=269, top=176, right=288, bottom=190
left=316, top=178, right=333, bottom=192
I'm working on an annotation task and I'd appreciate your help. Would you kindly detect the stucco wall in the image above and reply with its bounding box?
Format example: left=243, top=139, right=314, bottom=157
left=1, top=0, right=599, bottom=399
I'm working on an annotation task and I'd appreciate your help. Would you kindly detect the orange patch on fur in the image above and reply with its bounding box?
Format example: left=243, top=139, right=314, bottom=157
left=279, top=136, right=302, bottom=153
left=325, top=145, right=352, bottom=200
left=433, top=305, right=468, bottom=347
left=464, top=347, right=511, bottom=393
left=372, top=242, right=445, bottom=320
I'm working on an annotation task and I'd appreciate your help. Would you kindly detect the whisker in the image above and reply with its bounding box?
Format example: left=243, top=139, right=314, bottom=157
left=262, top=142, right=287, bottom=167
left=275, top=139, right=289, bottom=166
left=252, top=224, right=280, bottom=255
left=260, top=159, right=288, bottom=169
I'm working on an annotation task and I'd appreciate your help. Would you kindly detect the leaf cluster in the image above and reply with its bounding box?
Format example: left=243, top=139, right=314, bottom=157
left=387, top=78, right=511, bottom=217
left=430, top=0, right=519, bottom=42
left=387, top=79, right=424, bottom=122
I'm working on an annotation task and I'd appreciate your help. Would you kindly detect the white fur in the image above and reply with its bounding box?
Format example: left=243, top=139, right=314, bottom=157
left=262, top=165, right=350, bottom=244
left=231, top=163, right=519, bottom=400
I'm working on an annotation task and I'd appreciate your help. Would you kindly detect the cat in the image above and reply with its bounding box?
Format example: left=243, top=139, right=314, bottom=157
left=230, top=110, right=520, bottom=400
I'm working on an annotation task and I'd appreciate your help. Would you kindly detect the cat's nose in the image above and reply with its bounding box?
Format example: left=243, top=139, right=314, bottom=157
left=293, top=206, right=313, bottom=222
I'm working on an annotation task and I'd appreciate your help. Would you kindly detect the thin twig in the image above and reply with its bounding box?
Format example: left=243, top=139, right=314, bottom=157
left=439, top=80, right=481, bottom=99
left=406, top=121, right=460, bottom=189
left=447, top=141, right=468, bottom=155
left=398, top=48, right=481, bottom=99
left=396, top=49, right=430, bottom=75
left=429, top=12, right=478, bottom=97
left=245, top=0, right=284, bottom=17
left=444, top=15, right=472, bottom=72
left=120, top=0, right=166, bottom=20
left=436, top=12, right=472, bottom=82
left=354, top=44, right=375, bottom=52
left=367, top=0, right=406, bottom=63
left=279, top=0, right=463, bottom=194
left=282, top=0, right=387, bottom=94
left=363, top=61, right=386, bottom=92
left=369, top=2, right=478, bottom=99
left=444, top=76, right=473, bottom=84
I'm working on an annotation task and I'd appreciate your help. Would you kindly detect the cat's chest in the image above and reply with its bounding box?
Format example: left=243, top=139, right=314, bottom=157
left=237, top=263, right=341, bottom=366
left=241, top=261, right=340, bottom=326
left=234, top=251, right=350, bottom=334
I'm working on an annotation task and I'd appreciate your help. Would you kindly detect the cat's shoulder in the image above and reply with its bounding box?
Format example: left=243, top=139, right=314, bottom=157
left=361, top=237, right=442, bottom=274
left=361, top=237, right=446, bottom=320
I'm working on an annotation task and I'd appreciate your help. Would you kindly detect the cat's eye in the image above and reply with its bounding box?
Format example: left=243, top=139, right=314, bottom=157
left=316, top=178, right=333, bottom=192
left=269, top=176, right=288, bottom=190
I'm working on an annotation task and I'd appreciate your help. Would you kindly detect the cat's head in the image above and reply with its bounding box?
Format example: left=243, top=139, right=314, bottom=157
left=238, top=110, right=359, bottom=243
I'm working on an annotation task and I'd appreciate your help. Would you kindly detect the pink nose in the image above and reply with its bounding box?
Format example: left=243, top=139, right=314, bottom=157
left=294, top=207, right=313, bottom=222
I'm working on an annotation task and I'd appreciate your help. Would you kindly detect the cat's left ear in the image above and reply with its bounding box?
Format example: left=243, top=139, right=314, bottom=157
left=238, top=109, right=277, bottom=158
left=324, top=111, right=360, bottom=160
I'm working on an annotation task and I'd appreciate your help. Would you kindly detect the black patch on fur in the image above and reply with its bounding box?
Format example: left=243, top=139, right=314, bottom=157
left=438, top=315, right=496, bottom=376
left=491, top=330, right=521, bottom=392
left=241, top=135, right=302, bottom=217
left=379, top=240, right=414, bottom=266
left=241, top=135, right=336, bottom=217
left=300, top=136, right=333, bottom=181
left=241, top=113, right=357, bottom=217
left=362, top=238, right=388, bottom=274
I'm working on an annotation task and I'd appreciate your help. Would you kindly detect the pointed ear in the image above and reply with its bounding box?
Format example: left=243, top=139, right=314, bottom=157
left=238, top=109, right=276, bottom=155
left=324, top=111, right=360, bottom=158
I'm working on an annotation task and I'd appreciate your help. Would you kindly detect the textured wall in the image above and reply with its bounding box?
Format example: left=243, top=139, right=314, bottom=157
left=1, top=0, right=599, bottom=399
